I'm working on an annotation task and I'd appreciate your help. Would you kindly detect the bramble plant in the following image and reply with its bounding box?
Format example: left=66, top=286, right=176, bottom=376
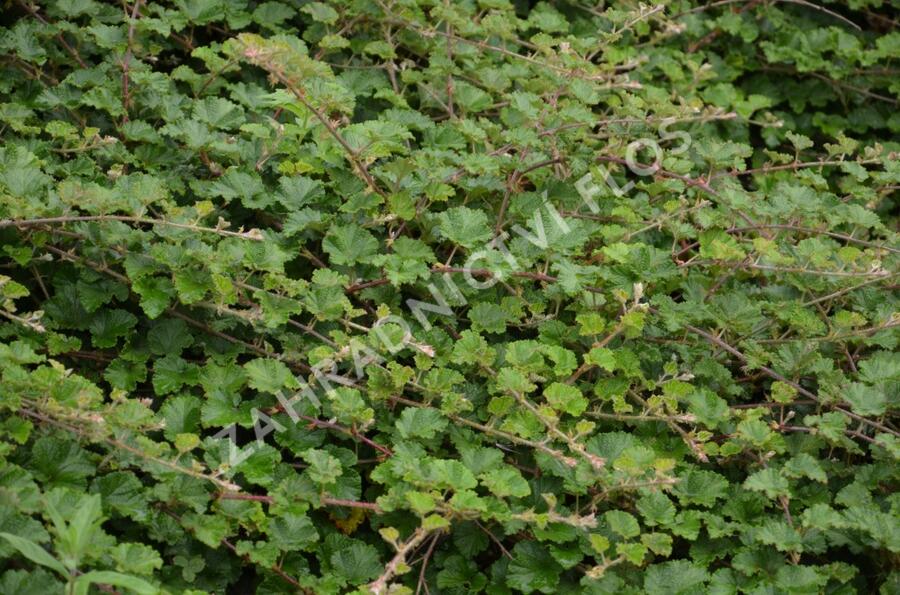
left=0, top=0, right=898, bottom=593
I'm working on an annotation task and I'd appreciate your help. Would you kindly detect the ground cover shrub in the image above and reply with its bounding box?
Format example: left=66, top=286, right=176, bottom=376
left=0, top=0, right=898, bottom=593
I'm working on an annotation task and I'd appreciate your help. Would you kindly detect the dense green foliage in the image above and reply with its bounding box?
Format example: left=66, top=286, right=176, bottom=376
left=1, top=0, right=899, bottom=593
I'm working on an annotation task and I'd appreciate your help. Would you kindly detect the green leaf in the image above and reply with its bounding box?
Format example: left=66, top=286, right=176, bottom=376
left=468, top=302, right=508, bottom=334
left=0, top=569, right=63, bottom=595
left=450, top=330, right=496, bottom=366
left=754, top=518, right=803, bottom=552
left=637, top=492, right=677, bottom=527
left=396, top=407, right=448, bottom=440
left=93, top=472, right=147, bottom=519
left=152, top=355, right=200, bottom=395
left=774, top=565, right=828, bottom=593
left=783, top=453, right=827, bottom=483
left=642, top=532, right=673, bottom=557
left=208, top=169, right=267, bottom=208
left=173, top=268, right=213, bottom=304
left=182, top=513, right=230, bottom=548
left=159, top=395, right=202, bottom=440
left=193, top=97, right=245, bottom=129
left=737, top=418, right=773, bottom=446
left=507, top=541, right=563, bottom=594
left=544, top=382, right=588, bottom=416
left=427, top=460, right=478, bottom=491
left=131, top=276, right=174, bottom=319
left=684, top=390, right=730, bottom=428
left=73, top=571, right=159, bottom=595
left=479, top=466, right=530, bottom=498
left=330, top=542, right=382, bottom=584
left=110, top=543, right=164, bottom=576
left=452, top=81, right=493, bottom=113
left=88, top=309, right=137, bottom=348
left=405, top=491, right=436, bottom=515
left=147, top=318, right=193, bottom=355
left=617, top=542, right=648, bottom=565
left=673, top=469, right=729, bottom=507
left=842, top=382, right=886, bottom=416
left=301, top=449, right=343, bottom=485
left=644, top=560, right=709, bottom=594
left=0, top=533, right=68, bottom=577
left=699, top=230, right=746, bottom=261
left=30, top=437, right=94, bottom=489
left=437, top=555, right=487, bottom=591
left=495, top=367, right=536, bottom=394
left=605, top=510, right=640, bottom=539
left=322, top=224, right=379, bottom=266
left=77, top=276, right=128, bottom=312
left=302, top=2, right=339, bottom=24
left=800, top=503, right=848, bottom=531
left=437, top=206, right=492, bottom=249
left=588, top=534, right=609, bottom=554
left=244, top=358, right=298, bottom=394
left=267, top=512, right=318, bottom=550
left=58, top=493, right=104, bottom=568
left=585, top=347, right=617, bottom=372
left=104, top=358, right=148, bottom=391
left=744, top=467, right=790, bottom=499
left=252, top=1, right=297, bottom=29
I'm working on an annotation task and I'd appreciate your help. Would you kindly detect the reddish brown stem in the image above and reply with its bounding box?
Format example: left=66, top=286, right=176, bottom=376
left=121, top=0, right=144, bottom=123
left=217, top=491, right=382, bottom=512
